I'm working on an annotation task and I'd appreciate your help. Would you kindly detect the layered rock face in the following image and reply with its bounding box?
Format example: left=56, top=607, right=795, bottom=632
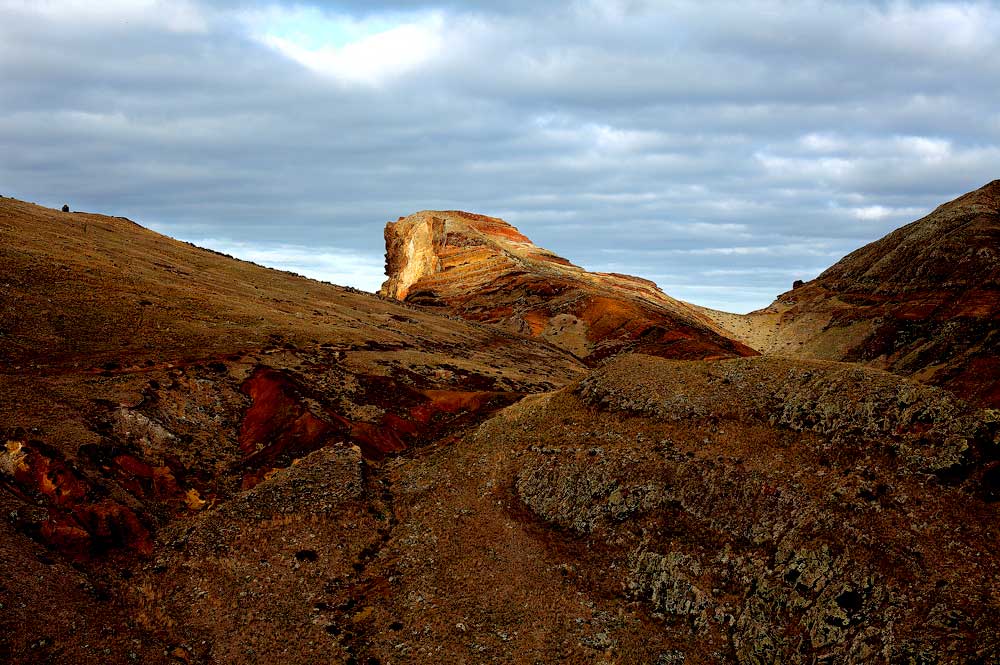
left=704, top=180, right=1000, bottom=407
left=380, top=210, right=755, bottom=363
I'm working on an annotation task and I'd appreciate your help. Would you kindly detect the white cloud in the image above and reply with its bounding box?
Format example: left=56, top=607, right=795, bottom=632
left=799, top=133, right=846, bottom=152
left=668, top=243, right=841, bottom=258
left=255, top=11, right=445, bottom=85
left=848, top=204, right=924, bottom=221
left=701, top=267, right=806, bottom=277
left=755, top=153, right=856, bottom=181
left=185, top=238, right=387, bottom=293
left=856, top=2, right=1000, bottom=61
left=850, top=205, right=893, bottom=221
left=895, top=136, right=951, bottom=161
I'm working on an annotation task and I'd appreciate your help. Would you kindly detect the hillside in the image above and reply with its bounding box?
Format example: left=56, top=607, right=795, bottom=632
left=703, top=180, right=1000, bottom=407
left=379, top=210, right=755, bottom=363
left=1, top=195, right=998, bottom=664
left=128, top=354, right=1000, bottom=663
left=0, top=197, right=584, bottom=662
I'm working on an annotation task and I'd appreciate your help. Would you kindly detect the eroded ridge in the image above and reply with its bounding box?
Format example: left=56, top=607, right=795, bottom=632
left=380, top=210, right=756, bottom=363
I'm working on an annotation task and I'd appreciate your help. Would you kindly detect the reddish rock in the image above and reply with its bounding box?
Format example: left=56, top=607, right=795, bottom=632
left=380, top=210, right=756, bottom=363
left=2, top=441, right=153, bottom=558
left=239, top=367, right=344, bottom=462
left=237, top=366, right=521, bottom=487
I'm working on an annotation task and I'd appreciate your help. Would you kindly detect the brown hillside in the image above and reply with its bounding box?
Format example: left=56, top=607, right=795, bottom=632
left=128, top=354, right=999, bottom=663
left=2, top=195, right=998, bottom=665
left=0, top=197, right=584, bottom=662
left=702, top=180, right=1000, bottom=407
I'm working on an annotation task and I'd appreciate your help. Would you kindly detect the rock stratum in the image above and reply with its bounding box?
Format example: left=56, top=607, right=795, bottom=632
left=704, top=180, right=1000, bottom=407
left=1, top=185, right=998, bottom=665
left=380, top=210, right=755, bottom=363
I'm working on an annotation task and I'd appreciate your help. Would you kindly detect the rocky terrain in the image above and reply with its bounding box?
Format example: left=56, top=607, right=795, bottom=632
left=2, top=186, right=999, bottom=664
left=0, top=197, right=583, bottom=662
left=704, top=180, right=1000, bottom=408
left=122, top=354, right=1000, bottom=664
left=380, top=210, right=755, bottom=363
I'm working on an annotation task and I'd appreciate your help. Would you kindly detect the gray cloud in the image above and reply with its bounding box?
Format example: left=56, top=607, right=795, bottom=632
left=1, top=0, right=998, bottom=312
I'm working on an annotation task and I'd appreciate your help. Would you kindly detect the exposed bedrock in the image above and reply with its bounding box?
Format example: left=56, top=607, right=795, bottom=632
left=489, top=354, right=1000, bottom=663
left=380, top=210, right=756, bottom=363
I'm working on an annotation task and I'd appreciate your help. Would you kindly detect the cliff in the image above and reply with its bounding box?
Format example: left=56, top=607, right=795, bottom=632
left=380, top=210, right=755, bottom=363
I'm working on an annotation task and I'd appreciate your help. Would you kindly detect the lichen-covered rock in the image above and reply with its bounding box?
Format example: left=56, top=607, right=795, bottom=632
left=490, top=353, right=1000, bottom=664
left=577, top=354, right=996, bottom=475
left=627, top=550, right=712, bottom=631
left=515, top=454, right=671, bottom=533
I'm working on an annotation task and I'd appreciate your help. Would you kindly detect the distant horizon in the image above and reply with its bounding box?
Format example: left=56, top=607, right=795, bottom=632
left=0, top=182, right=960, bottom=315
left=3, top=0, right=998, bottom=312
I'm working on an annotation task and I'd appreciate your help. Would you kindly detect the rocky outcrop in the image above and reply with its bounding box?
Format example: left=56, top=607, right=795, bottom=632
left=0, top=439, right=154, bottom=558
left=236, top=366, right=522, bottom=486
left=380, top=210, right=756, bottom=363
left=496, top=354, right=1000, bottom=663
left=704, top=180, right=1000, bottom=407
left=575, top=354, right=992, bottom=474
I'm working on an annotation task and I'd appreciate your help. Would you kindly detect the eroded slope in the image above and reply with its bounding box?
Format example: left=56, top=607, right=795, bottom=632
left=0, top=197, right=584, bottom=662
left=129, top=353, right=1000, bottom=664
left=704, top=180, right=1000, bottom=407
left=380, top=210, right=755, bottom=363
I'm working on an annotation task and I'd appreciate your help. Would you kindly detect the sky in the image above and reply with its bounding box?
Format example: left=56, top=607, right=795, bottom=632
left=1, top=1, right=998, bottom=312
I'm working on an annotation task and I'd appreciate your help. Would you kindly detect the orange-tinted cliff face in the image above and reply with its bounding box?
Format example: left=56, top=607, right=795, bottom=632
left=703, top=180, right=1000, bottom=407
left=380, top=210, right=756, bottom=363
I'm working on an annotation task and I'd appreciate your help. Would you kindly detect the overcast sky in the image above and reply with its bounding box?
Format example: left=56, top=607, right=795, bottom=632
left=2, top=0, right=998, bottom=312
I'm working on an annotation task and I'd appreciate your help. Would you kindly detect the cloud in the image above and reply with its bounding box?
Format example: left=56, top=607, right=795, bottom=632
left=1, top=0, right=998, bottom=312
left=0, top=0, right=208, bottom=32
left=849, top=205, right=925, bottom=221
left=169, top=236, right=387, bottom=293
left=248, top=8, right=446, bottom=85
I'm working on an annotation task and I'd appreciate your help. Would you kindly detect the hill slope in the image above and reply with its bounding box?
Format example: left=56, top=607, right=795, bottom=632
left=703, top=180, right=1000, bottom=407
left=129, top=354, right=999, bottom=663
left=0, top=197, right=584, bottom=662
left=2, top=196, right=997, bottom=665
left=379, top=210, right=756, bottom=363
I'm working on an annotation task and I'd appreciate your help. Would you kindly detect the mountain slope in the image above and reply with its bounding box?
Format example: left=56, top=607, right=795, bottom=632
left=3, top=194, right=997, bottom=665
left=379, top=210, right=756, bottom=363
left=703, top=180, right=1000, bottom=407
left=0, top=197, right=585, bottom=662
left=129, top=354, right=999, bottom=664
